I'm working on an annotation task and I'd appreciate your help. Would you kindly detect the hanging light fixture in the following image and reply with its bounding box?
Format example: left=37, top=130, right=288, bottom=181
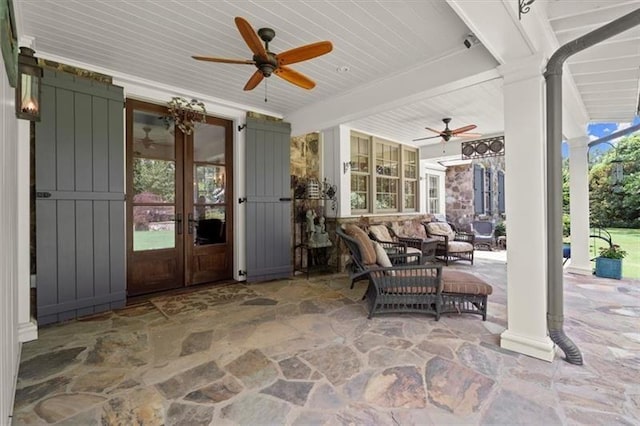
left=15, top=47, right=43, bottom=121
left=164, top=97, right=207, bottom=135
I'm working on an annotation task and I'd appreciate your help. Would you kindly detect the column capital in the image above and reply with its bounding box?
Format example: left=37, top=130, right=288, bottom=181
left=498, top=53, right=547, bottom=84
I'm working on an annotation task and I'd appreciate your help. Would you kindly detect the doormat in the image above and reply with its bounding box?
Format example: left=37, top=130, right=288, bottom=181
left=150, top=284, right=259, bottom=318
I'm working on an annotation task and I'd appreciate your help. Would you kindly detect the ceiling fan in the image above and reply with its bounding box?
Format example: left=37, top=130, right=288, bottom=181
left=135, top=126, right=157, bottom=149
left=192, top=17, right=333, bottom=91
left=412, top=118, right=480, bottom=142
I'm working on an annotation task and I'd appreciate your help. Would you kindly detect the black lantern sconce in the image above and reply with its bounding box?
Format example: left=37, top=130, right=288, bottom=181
left=15, top=47, right=43, bottom=121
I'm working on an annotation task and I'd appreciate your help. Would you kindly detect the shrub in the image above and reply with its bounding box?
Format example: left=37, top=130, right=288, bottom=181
left=598, top=244, right=627, bottom=259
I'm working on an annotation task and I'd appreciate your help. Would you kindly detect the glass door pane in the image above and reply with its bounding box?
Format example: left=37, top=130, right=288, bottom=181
left=192, top=123, right=226, bottom=246
left=131, top=111, right=176, bottom=251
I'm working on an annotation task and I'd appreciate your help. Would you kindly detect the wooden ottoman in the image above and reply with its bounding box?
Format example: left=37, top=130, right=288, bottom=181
left=440, top=270, right=493, bottom=320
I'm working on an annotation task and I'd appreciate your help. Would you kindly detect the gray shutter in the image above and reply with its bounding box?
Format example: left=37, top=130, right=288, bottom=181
left=36, top=69, right=125, bottom=325
left=473, top=164, right=484, bottom=214
left=245, top=117, right=292, bottom=281
left=498, top=170, right=505, bottom=214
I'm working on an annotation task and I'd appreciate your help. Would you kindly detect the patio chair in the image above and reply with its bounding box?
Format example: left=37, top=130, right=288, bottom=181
left=337, top=225, right=442, bottom=319
left=337, top=225, right=422, bottom=289
left=423, top=221, right=475, bottom=265
left=368, top=224, right=424, bottom=264
left=471, top=220, right=495, bottom=250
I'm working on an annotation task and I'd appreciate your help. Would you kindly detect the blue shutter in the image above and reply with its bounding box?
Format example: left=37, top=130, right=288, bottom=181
left=498, top=171, right=505, bottom=214
left=487, top=169, right=493, bottom=215
left=473, top=164, right=484, bottom=214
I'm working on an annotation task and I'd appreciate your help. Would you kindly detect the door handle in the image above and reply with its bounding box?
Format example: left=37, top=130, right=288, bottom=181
left=176, top=213, right=183, bottom=235
left=279, top=197, right=292, bottom=202
left=188, top=213, right=195, bottom=235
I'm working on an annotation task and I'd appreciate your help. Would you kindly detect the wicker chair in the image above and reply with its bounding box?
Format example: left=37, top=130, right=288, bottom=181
left=368, top=224, right=424, bottom=264
left=471, top=220, right=495, bottom=250
left=337, top=225, right=421, bottom=289
left=423, top=221, right=475, bottom=265
left=337, top=225, right=442, bottom=319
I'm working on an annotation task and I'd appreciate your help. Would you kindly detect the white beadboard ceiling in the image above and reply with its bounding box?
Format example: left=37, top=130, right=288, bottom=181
left=15, top=0, right=640, bottom=147
left=546, top=0, right=640, bottom=123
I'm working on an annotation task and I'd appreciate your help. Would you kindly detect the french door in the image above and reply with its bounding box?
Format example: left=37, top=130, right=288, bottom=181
left=126, top=100, right=233, bottom=296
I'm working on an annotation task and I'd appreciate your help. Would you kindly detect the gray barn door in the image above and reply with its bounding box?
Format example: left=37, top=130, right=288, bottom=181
left=245, top=117, right=292, bottom=281
left=36, top=69, right=125, bottom=325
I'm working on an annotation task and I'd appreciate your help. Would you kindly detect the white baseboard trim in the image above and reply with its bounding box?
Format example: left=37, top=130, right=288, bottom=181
left=500, top=330, right=555, bottom=362
left=18, top=319, right=38, bottom=343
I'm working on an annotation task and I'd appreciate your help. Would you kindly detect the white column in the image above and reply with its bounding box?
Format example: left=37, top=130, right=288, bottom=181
left=17, top=119, right=37, bottom=342
left=566, top=136, right=592, bottom=275
left=498, top=54, right=555, bottom=362
left=321, top=125, right=350, bottom=218
left=17, top=37, right=38, bottom=342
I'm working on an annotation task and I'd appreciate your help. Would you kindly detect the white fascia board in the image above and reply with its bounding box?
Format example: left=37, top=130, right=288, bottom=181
left=32, top=51, right=282, bottom=120
left=287, top=46, right=498, bottom=136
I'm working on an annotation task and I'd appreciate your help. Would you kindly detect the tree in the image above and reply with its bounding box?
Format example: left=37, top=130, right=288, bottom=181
left=132, top=159, right=175, bottom=203
left=589, top=134, right=640, bottom=228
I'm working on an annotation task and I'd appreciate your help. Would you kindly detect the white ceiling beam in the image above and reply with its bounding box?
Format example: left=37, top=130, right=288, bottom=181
left=549, top=3, right=640, bottom=32
left=448, top=0, right=590, bottom=139
left=287, top=45, right=498, bottom=136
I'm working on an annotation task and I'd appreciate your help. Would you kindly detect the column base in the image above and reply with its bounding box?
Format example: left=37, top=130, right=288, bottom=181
left=566, top=264, right=593, bottom=276
left=500, top=329, right=555, bottom=362
left=18, top=318, right=38, bottom=343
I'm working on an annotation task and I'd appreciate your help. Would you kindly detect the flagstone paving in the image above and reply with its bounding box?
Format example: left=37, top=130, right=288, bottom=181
left=11, top=254, right=640, bottom=425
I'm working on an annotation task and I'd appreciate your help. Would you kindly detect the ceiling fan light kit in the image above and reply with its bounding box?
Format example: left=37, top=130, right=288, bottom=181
left=192, top=17, right=333, bottom=93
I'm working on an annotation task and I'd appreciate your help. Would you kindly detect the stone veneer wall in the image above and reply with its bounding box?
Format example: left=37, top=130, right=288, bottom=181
left=445, top=156, right=506, bottom=232
left=445, top=165, right=474, bottom=231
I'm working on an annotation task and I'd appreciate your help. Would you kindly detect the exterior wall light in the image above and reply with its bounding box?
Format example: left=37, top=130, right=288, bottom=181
left=15, top=47, right=42, bottom=121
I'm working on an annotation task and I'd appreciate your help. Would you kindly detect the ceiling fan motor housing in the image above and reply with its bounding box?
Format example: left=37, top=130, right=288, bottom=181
left=254, top=54, right=277, bottom=76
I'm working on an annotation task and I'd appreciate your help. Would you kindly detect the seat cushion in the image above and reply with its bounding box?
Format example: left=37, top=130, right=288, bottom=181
left=369, top=225, right=393, bottom=242
left=448, top=241, right=474, bottom=253
left=441, top=270, right=493, bottom=295
left=425, top=222, right=455, bottom=241
left=343, top=224, right=377, bottom=265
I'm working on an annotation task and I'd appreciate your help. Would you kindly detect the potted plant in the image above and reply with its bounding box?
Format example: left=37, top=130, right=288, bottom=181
left=594, top=244, right=627, bottom=280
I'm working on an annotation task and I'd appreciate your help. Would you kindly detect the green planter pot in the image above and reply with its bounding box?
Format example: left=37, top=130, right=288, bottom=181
left=594, top=257, right=622, bottom=280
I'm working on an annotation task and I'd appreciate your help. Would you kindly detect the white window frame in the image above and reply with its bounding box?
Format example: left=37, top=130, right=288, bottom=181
left=349, top=131, right=418, bottom=214
left=426, top=173, right=440, bottom=214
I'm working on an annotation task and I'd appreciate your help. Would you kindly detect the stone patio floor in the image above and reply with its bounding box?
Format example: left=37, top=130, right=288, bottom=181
left=12, top=253, right=640, bottom=425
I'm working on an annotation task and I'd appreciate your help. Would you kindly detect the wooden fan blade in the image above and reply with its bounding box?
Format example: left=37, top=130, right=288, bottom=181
left=276, top=41, right=333, bottom=66
left=192, top=55, right=255, bottom=65
left=451, top=124, right=477, bottom=134
left=412, top=135, right=442, bottom=142
left=243, top=70, right=264, bottom=91
left=235, top=17, right=268, bottom=60
left=274, top=66, right=315, bottom=90
left=424, top=126, right=444, bottom=134
left=457, top=133, right=482, bottom=138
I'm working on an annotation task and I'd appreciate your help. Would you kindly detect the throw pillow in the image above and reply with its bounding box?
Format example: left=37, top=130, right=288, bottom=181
left=373, top=241, right=392, bottom=267
left=343, top=224, right=377, bottom=265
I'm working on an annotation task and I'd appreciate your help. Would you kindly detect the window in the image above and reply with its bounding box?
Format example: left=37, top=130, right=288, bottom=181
left=375, top=142, right=399, bottom=210
left=426, top=174, right=440, bottom=214
left=404, top=149, right=417, bottom=210
left=473, top=164, right=485, bottom=214
left=498, top=170, right=505, bottom=214
left=350, top=131, right=418, bottom=213
left=350, top=134, right=370, bottom=211
left=484, top=168, right=493, bottom=215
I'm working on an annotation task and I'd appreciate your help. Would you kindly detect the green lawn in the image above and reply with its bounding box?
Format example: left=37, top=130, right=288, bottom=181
left=588, top=228, right=640, bottom=280
left=134, top=230, right=174, bottom=251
